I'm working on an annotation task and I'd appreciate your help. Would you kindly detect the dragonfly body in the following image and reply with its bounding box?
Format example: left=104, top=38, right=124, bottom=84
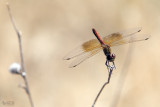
left=92, top=28, right=116, bottom=65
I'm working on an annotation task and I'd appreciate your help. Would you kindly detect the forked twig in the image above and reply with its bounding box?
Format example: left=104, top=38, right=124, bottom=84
left=7, top=3, right=34, bottom=107
left=92, top=65, right=114, bottom=107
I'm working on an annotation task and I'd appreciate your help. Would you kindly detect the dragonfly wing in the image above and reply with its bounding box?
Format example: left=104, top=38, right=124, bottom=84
left=118, top=27, right=142, bottom=37
left=110, top=34, right=150, bottom=46
left=69, top=47, right=102, bottom=68
left=63, top=39, right=101, bottom=60
left=63, top=45, right=86, bottom=60
left=102, top=27, right=142, bottom=46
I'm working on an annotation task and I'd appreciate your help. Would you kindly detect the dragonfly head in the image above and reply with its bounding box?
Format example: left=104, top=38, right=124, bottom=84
left=107, top=53, right=116, bottom=62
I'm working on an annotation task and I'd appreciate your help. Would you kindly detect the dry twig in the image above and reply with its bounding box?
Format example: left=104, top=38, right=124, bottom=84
left=7, top=3, right=34, bottom=107
left=92, top=65, right=115, bottom=107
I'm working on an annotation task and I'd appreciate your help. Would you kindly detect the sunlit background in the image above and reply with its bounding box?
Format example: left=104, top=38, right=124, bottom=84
left=0, top=0, right=160, bottom=107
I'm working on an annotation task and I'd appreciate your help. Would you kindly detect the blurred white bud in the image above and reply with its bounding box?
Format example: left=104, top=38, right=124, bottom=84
left=9, top=62, right=21, bottom=74
left=22, top=72, right=26, bottom=77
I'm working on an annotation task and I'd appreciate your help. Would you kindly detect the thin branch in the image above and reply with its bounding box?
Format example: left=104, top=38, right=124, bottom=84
left=92, top=65, right=114, bottom=107
left=7, top=3, right=34, bottom=107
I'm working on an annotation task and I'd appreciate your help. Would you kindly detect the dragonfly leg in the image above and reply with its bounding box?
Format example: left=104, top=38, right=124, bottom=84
left=105, top=60, right=116, bottom=71
left=105, top=60, right=111, bottom=72
left=105, top=60, right=109, bottom=67
left=112, top=62, right=116, bottom=69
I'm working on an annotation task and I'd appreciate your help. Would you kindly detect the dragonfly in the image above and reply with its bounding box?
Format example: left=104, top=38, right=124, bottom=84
left=64, top=28, right=150, bottom=68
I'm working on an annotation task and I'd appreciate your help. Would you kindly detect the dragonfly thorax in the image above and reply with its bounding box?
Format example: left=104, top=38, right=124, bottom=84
left=102, top=45, right=111, bottom=56
left=102, top=45, right=115, bottom=62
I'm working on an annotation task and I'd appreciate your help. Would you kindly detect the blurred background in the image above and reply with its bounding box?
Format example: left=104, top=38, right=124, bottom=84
left=0, top=0, right=159, bottom=107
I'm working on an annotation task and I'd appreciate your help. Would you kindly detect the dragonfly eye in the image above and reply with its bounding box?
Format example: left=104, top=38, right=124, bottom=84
left=107, top=54, right=116, bottom=62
